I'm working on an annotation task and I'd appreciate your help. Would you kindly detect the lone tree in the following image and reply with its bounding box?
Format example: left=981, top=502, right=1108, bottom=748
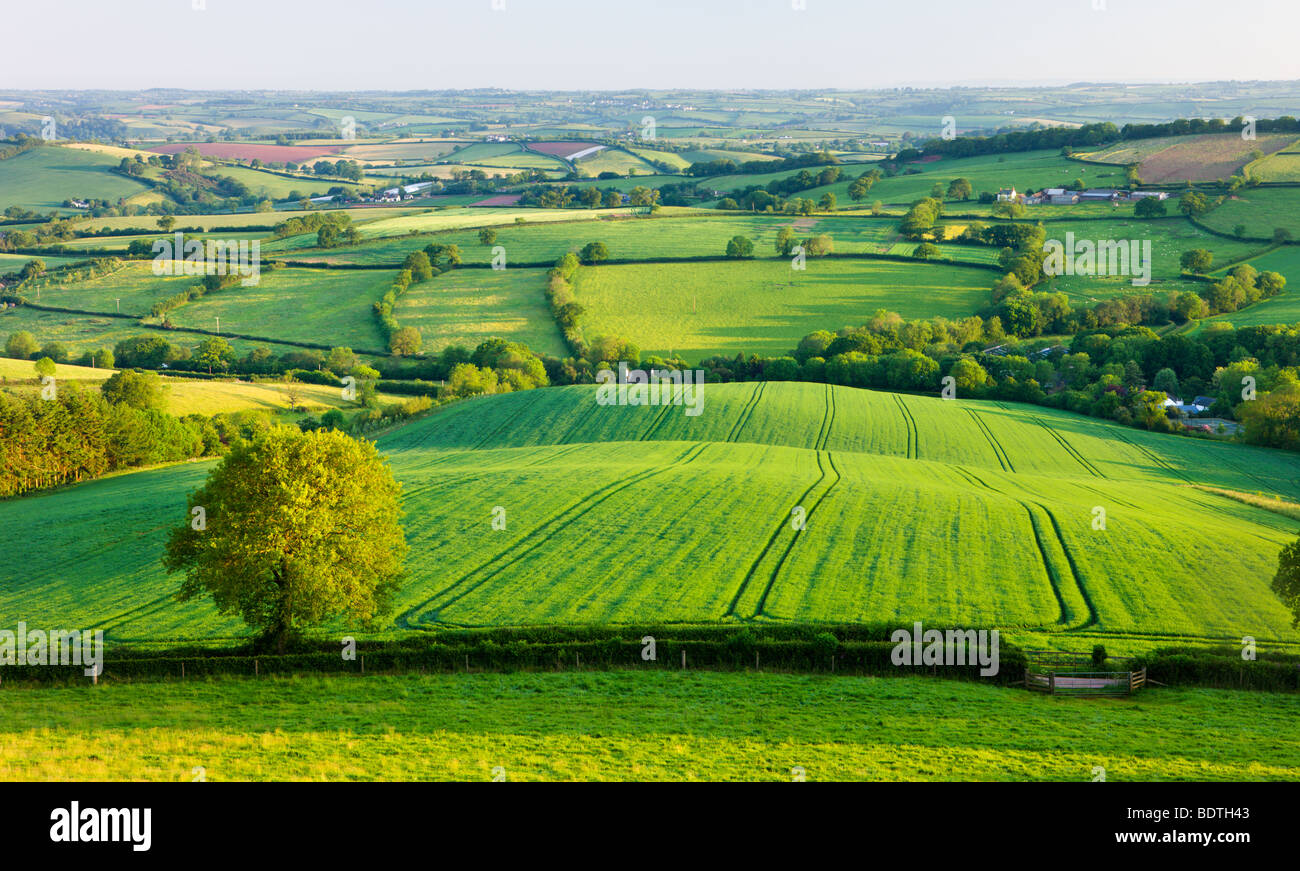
left=164, top=427, right=408, bottom=652
left=1274, top=533, right=1300, bottom=627
left=579, top=241, right=609, bottom=264
left=725, top=235, right=754, bottom=258
left=1180, top=248, right=1213, bottom=273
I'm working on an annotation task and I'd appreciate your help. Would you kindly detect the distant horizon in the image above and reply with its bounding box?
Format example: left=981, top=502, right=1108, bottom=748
left=3, top=0, right=1298, bottom=91
left=6, top=78, right=1300, bottom=94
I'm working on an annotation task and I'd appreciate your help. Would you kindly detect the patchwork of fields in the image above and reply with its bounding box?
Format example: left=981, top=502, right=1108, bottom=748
left=3, top=382, right=1296, bottom=646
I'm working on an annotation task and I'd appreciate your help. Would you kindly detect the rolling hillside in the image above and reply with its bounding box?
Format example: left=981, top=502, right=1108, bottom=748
left=3, top=381, right=1296, bottom=646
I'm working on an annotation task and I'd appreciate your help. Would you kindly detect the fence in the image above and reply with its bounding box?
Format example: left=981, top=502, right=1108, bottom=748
left=1024, top=667, right=1147, bottom=697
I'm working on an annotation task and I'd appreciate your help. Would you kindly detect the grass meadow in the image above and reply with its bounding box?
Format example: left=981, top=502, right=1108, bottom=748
left=1200, top=188, right=1300, bottom=240
left=572, top=258, right=996, bottom=358
left=0, top=145, right=154, bottom=212
left=0, top=306, right=309, bottom=359
left=394, top=267, right=566, bottom=356
left=1, top=672, right=1296, bottom=781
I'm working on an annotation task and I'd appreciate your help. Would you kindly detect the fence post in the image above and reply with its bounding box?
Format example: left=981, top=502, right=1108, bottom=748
left=1049, top=671, right=1056, bottom=694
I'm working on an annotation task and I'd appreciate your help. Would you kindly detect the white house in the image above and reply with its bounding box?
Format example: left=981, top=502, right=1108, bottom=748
left=996, top=187, right=1018, bottom=202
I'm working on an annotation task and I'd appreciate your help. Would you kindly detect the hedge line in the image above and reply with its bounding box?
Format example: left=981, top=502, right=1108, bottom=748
left=4, top=625, right=1296, bottom=692
left=0, top=625, right=1026, bottom=685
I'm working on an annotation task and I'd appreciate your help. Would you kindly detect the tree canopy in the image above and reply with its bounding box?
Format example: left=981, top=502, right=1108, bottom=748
left=164, top=426, right=408, bottom=652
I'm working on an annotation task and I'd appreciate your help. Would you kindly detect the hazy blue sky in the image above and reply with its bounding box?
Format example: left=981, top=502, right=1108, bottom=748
left=3, top=0, right=1297, bottom=90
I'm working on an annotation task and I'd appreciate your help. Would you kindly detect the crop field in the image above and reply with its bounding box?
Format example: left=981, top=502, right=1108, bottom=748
left=6, top=381, right=1296, bottom=645
left=394, top=267, right=565, bottom=355
left=0, top=146, right=154, bottom=212
left=1198, top=187, right=1300, bottom=240
left=1079, top=133, right=1297, bottom=181
left=2, top=673, right=1297, bottom=781
left=167, top=267, right=394, bottom=351
left=573, top=258, right=996, bottom=358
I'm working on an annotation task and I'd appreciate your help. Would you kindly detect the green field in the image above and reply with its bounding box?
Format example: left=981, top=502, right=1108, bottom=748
left=0, top=252, right=83, bottom=272
left=705, top=150, right=1101, bottom=207
left=47, top=230, right=270, bottom=253
left=12, top=261, right=394, bottom=351
left=4, top=381, right=1297, bottom=645
left=2, top=672, right=1296, bottom=781
left=276, top=215, right=904, bottom=266
left=0, top=306, right=311, bottom=359
left=0, top=356, right=395, bottom=418
left=573, top=258, right=997, bottom=358
left=1040, top=216, right=1268, bottom=280
left=207, top=165, right=364, bottom=199
left=395, top=267, right=565, bottom=356
left=67, top=207, right=422, bottom=233
left=1247, top=149, right=1300, bottom=182
left=1194, top=245, right=1300, bottom=329
left=449, top=142, right=562, bottom=166
left=576, top=148, right=661, bottom=176
left=0, top=146, right=155, bottom=212
left=168, top=267, right=394, bottom=351
left=261, top=206, right=668, bottom=251
left=628, top=146, right=693, bottom=170
left=1199, top=188, right=1300, bottom=240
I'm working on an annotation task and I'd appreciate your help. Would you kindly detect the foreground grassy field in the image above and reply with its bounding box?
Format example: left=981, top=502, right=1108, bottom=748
left=573, top=258, right=997, bottom=358
left=3, top=382, right=1297, bottom=645
left=1, top=672, right=1295, bottom=781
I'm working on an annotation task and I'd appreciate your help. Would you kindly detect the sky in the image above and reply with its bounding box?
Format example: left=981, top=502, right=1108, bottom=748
left=3, top=0, right=1298, bottom=91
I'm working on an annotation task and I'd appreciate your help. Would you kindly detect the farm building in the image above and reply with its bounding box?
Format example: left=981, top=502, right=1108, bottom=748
left=1046, top=189, right=1079, bottom=205
left=1080, top=189, right=1123, bottom=201
left=1130, top=190, right=1169, bottom=200
left=996, top=187, right=1018, bottom=202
